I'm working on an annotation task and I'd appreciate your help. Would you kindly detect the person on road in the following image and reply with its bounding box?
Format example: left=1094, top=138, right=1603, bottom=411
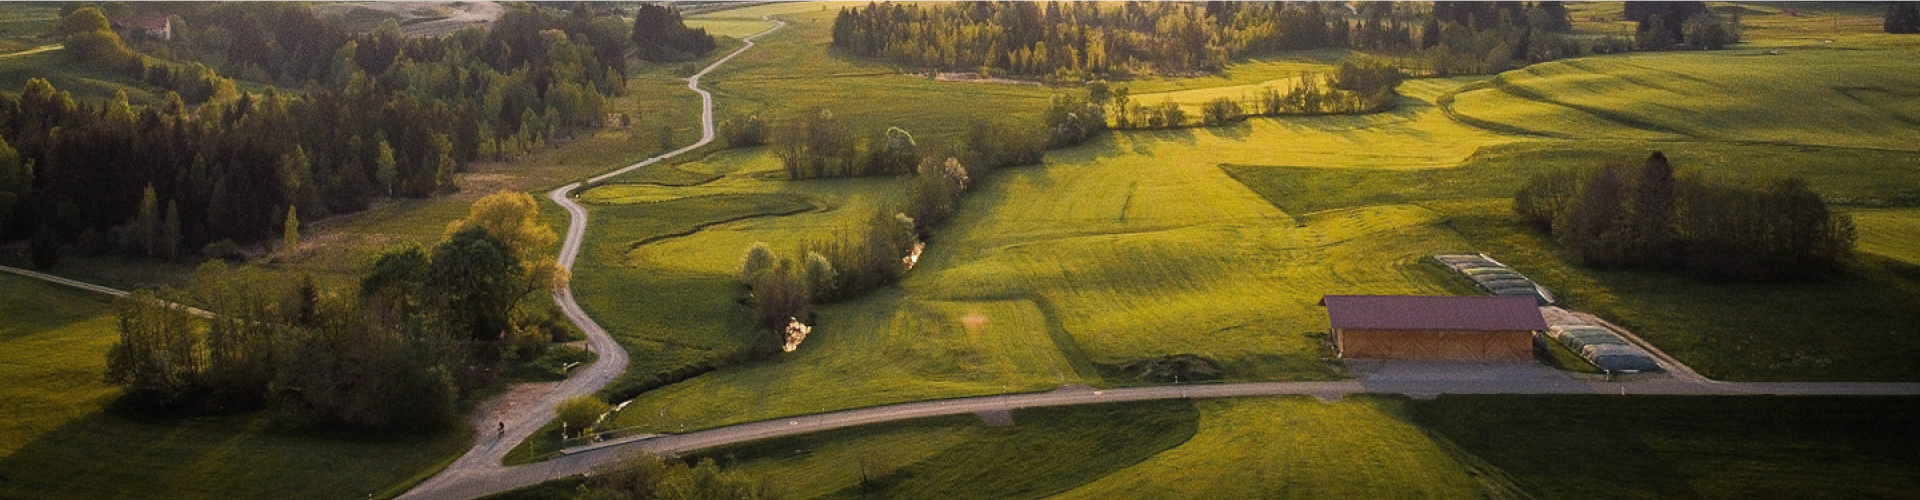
left=497, top=422, right=505, bottom=437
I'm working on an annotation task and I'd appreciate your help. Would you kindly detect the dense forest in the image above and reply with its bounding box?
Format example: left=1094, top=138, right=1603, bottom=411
left=0, top=3, right=716, bottom=265
left=831, top=1, right=1739, bottom=80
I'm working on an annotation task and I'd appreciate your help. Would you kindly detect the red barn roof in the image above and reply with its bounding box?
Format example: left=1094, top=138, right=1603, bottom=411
left=1320, top=295, right=1547, bottom=331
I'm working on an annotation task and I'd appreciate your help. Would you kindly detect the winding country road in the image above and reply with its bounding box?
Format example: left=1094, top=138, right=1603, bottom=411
left=393, top=16, right=790, bottom=500
left=3, top=12, right=1918, bottom=500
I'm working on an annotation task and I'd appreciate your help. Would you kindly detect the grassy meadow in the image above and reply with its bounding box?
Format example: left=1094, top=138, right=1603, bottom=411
left=1411, top=396, right=1920, bottom=500
left=0, top=273, right=470, bottom=500
left=542, top=1, right=1920, bottom=446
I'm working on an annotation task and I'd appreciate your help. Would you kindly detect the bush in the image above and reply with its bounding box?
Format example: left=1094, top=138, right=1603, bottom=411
left=1118, top=354, right=1224, bottom=383
left=1200, top=97, right=1246, bottom=126
left=720, top=114, right=770, bottom=147
left=738, top=242, right=775, bottom=284
left=201, top=239, right=245, bottom=261
left=556, top=395, right=610, bottom=437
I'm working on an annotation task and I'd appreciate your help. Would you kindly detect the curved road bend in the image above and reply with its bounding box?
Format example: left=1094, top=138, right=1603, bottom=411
left=396, top=16, right=790, bottom=500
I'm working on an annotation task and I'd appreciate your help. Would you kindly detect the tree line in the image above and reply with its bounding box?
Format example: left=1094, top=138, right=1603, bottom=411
left=1, top=3, right=718, bottom=266
left=1515, top=152, right=1855, bottom=282
left=104, top=191, right=570, bottom=431
left=831, top=2, right=1745, bottom=82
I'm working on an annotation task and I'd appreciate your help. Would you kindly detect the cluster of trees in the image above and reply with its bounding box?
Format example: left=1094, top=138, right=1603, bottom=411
left=1515, top=152, right=1855, bottom=282
left=1625, top=2, right=1739, bottom=51
left=829, top=2, right=1629, bottom=81
left=743, top=116, right=1046, bottom=340
left=2, top=3, right=719, bottom=263
left=1108, top=58, right=1406, bottom=130
left=631, top=3, right=719, bottom=62
left=1889, top=3, right=1920, bottom=34
left=772, top=110, right=921, bottom=180
left=104, top=191, right=570, bottom=431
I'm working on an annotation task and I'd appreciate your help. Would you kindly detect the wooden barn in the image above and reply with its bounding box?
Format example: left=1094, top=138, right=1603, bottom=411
left=1320, top=295, right=1547, bottom=360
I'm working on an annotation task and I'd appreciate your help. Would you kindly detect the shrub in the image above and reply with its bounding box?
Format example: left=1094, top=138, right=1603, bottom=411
left=556, top=395, right=610, bottom=437
left=721, top=113, right=770, bottom=147
left=202, top=239, right=245, bottom=261
left=738, top=242, right=775, bottom=284
left=1200, top=97, right=1246, bottom=126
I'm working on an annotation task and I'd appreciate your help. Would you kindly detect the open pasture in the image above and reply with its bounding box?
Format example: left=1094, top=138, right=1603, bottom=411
left=0, top=273, right=470, bottom=500
left=1446, top=47, right=1920, bottom=150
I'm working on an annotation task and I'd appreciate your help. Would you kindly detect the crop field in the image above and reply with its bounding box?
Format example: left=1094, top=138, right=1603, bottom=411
left=0, top=273, right=470, bottom=500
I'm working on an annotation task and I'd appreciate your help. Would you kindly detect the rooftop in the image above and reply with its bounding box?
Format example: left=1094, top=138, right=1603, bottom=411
left=1320, top=295, right=1548, bottom=331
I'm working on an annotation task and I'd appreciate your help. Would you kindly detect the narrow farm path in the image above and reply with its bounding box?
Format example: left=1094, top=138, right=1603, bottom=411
left=394, top=16, right=789, bottom=500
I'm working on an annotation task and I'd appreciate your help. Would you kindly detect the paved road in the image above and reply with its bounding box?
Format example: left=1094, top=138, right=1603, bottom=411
left=1, top=264, right=215, bottom=318
left=395, top=16, right=789, bottom=500
left=404, top=374, right=1920, bottom=500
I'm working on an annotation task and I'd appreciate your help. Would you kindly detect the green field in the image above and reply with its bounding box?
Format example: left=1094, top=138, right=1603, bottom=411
left=550, top=1, right=1920, bottom=444
left=1447, top=48, right=1920, bottom=149
left=692, top=397, right=1483, bottom=500
left=1411, top=396, right=1920, bottom=499
left=0, top=273, right=469, bottom=500
left=1856, top=208, right=1920, bottom=267
left=499, top=394, right=1920, bottom=500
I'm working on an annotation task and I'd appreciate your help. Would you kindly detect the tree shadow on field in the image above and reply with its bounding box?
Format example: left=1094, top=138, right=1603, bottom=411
left=1202, top=121, right=1254, bottom=141
left=0, top=410, right=463, bottom=500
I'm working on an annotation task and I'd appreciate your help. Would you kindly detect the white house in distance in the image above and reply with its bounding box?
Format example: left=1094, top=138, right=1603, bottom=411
left=111, top=15, right=172, bottom=41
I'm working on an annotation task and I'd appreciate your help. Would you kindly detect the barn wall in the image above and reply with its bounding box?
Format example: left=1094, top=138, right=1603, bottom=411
left=1337, top=329, right=1535, bottom=360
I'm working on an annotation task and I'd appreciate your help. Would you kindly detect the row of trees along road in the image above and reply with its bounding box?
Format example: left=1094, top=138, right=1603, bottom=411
left=1515, top=152, right=1855, bottom=282
left=105, top=192, right=569, bottom=432
left=0, top=3, right=717, bottom=268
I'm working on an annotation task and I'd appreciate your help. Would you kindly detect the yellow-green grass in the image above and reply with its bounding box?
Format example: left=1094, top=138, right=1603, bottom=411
left=1052, top=397, right=1485, bottom=500
left=1115, top=48, right=1352, bottom=94
left=1447, top=48, right=1920, bottom=150
left=0, top=49, right=165, bottom=104
left=592, top=118, right=1509, bottom=433
left=0, top=3, right=56, bottom=38
left=1855, top=208, right=1920, bottom=267
left=694, top=4, right=1054, bottom=148
left=1410, top=395, right=1920, bottom=500
left=690, top=397, right=1483, bottom=500
left=1223, top=140, right=1920, bottom=216
left=697, top=400, right=1199, bottom=500
left=0, top=273, right=470, bottom=500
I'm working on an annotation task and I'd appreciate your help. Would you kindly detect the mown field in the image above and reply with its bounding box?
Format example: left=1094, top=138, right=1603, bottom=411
left=537, top=2, right=1920, bottom=450
left=0, top=273, right=470, bottom=500
left=501, top=394, right=1920, bottom=500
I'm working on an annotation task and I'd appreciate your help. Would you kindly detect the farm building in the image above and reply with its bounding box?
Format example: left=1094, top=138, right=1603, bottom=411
left=1320, top=295, right=1548, bottom=360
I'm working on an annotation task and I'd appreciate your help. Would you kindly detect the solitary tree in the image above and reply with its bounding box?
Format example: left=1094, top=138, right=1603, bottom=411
left=283, top=205, right=300, bottom=251
left=556, top=395, right=610, bottom=437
